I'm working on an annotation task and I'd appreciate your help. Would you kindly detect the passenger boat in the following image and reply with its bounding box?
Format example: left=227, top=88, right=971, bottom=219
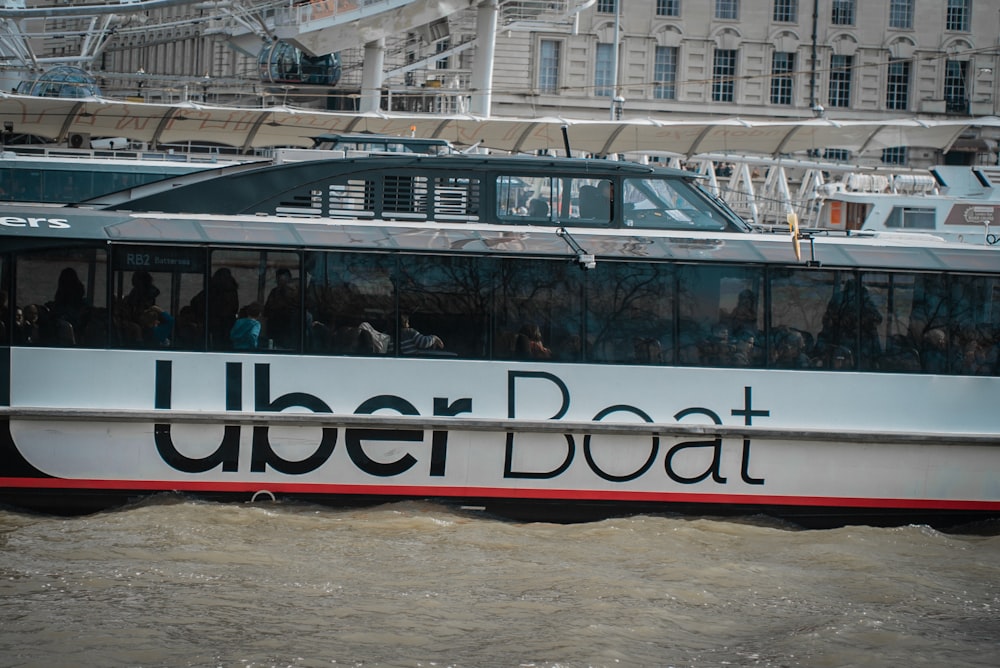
left=813, top=164, right=1000, bottom=246
left=1, top=154, right=998, bottom=528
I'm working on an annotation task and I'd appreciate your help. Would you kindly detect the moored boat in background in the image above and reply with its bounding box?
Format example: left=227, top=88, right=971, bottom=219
left=813, top=164, right=1000, bottom=246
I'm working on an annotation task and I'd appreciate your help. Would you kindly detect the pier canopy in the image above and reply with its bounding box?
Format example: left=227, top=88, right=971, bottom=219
left=1, top=92, right=997, bottom=158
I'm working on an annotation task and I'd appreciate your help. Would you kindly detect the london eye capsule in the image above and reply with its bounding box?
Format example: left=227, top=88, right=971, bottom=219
left=257, top=40, right=341, bottom=87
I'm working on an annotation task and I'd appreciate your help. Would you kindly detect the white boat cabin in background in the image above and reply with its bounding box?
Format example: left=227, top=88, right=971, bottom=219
left=811, top=164, right=1000, bottom=245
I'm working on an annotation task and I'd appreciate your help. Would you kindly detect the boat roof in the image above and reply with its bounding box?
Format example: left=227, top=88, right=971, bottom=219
left=89, top=153, right=699, bottom=215
left=2, top=204, right=995, bottom=273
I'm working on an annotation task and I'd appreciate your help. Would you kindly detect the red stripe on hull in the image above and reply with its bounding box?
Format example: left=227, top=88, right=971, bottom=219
left=2, top=477, right=999, bottom=512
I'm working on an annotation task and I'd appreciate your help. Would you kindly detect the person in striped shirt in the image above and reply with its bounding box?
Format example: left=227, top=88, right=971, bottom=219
left=399, top=314, right=444, bottom=355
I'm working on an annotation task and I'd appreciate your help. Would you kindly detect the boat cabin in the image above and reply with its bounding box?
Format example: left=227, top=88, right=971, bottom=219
left=91, top=154, right=752, bottom=233
left=815, top=165, right=1000, bottom=245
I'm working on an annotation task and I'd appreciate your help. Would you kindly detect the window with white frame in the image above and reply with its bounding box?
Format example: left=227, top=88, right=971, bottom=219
left=657, top=0, right=680, bottom=17
left=595, top=43, right=614, bottom=97
left=713, top=49, right=737, bottom=102
left=888, top=0, right=913, bottom=29
left=435, top=40, right=450, bottom=70
left=824, top=149, right=851, bottom=162
left=946, top=0, right=971, bottom=31
left=886, top=59, right=910, bottom=111
left=715, top=0, right=738, bottom=20
left=882, top=146, right=908, bottom=165
left=597, top=0, right=617, bottom=13
left=538, top=40, right=561, bottom=94
left=770, top=52, right=795, bottom=105
left=831, top=0, right=855, bottom=25
left=944, top=60, right=968, bottom=112
left=828, top=54, right=853, bottom=108
left=773, top=0, right=798, bottom=22
left=654, top=45, right=678, bottom=100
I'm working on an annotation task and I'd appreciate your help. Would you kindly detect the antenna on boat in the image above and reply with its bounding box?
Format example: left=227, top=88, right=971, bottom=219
left=561, top=125, right=572, bottom=158
left=556, top=227, right=596, bottom=270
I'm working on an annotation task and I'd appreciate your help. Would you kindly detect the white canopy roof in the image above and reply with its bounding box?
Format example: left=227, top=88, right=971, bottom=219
left=2, top=92, right=998, bottom=157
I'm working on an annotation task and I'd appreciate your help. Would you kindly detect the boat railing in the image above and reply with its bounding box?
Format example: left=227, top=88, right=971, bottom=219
left=1, top=406, right=995, bottom=447
left=5, top=145, right=245, bottom=165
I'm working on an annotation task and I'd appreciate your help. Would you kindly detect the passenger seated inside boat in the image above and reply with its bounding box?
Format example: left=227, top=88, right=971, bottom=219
left=823, top=345, right=854, bottom=371
left=771, top=327, right=813, bottom=369
left=920, top=328, right=949, bottom=374
left=138, top=306, right=174, bottom=348
left=578, top=182, right=612, bottom=221
left=514, top=323, right=552, bottom=360
left=399, top=314, right=445, bottom=355
left=698, top=323, right=734, bottom=366
left=230, top=302, right=262, bottom=350
left=527, top=198, right=550, bottom=219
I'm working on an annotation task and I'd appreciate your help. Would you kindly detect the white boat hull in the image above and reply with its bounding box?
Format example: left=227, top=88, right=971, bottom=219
left=3, top=348, right=998, bottom=525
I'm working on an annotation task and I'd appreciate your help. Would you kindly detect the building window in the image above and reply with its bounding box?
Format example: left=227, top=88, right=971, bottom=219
left=435, top=39, right=450, bottom=70
left=773, top=0, right=798, bottom=22
left=597, top=0, right=617, bottom=13
left=831, top=0, right=855, bottom=25
left=944, top=60, right=969, bottom=112
left=828, top=54, right=853, bottom=108
left=654, top=45, right=678, bottom=99
left=657, top=0, right=680, bottom=17
left=712, top=49, right=737, bottom=102
left=715, top=0, right=738, bottom=20
left=595, top=42, right=614, bottom=97
left=824, top=149, right=851, bottom=162
left=538, top=40, right=561, bottom=94
left=770, top=52, right=795, bottom=105
left=946, top=0, right=971, bottom=31
left=882, top=146, right=908, bottom=165
left=888, top=0, right=913, bottom=28
left=886, top=59, right=910, bottom=110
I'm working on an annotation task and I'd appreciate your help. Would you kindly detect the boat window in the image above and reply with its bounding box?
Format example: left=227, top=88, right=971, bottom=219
left=15, top=247, right=108, bottom=347
left=112, top=246, right=205, bottom=351
left=870, top=272, right=925, bottom=373
left=496, top=175, right=612, bottom=226
left=382, top=174, right=429, bottom=221
left=304, top=251, right=395, bottom=355
left=326, top=177, right=376, bottom=220
left=622, top=177, right=733, bottom=231
left=495, top=258, right=584, bottom=362
left=860, top=272, right=1000, bottom=375
left=770, top=268, right=843, bottom=369
left=197, top=250, right=300, bottom=352
left=946, top=274, right=1000, bottom=375
left=885, top=206, right=935, bottom=230
left=5, top=236, right=998, bottom=376
left=432, top=175, right=481, bottom=222
left=0, top=165, right=204, bottom=204
left=587, top=261, right=674, bottom=365
left=677, top=265, right=764, bottom=367
left=397, top=254, right=493, bottom=358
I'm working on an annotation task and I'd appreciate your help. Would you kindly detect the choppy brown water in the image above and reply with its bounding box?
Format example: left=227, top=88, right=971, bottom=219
left=1, top=496, right=998, bottom=668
